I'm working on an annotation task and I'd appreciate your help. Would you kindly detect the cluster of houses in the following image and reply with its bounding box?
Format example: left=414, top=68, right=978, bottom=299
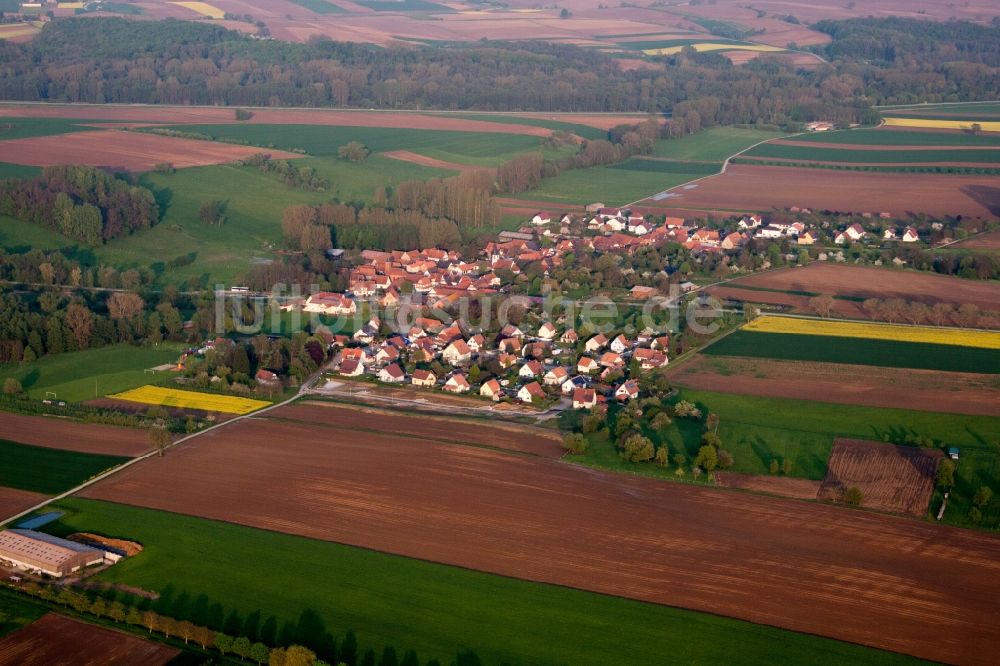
left=330, top=315, right=668, bottom=409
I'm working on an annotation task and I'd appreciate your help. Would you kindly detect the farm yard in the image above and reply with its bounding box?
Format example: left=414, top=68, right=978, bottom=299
left=34, top=498, right=919, bottom=666
left=109, top=385, right=271, bottom=415
left=817, top=439, right=941, bottom=517
left=63, top=404, right=1000, bottom=664
left=0, top=613, right=179, bottom=666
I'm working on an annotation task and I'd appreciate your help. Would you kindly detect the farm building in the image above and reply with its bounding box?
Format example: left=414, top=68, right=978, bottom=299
left=0, top=529, right=106, bottom=578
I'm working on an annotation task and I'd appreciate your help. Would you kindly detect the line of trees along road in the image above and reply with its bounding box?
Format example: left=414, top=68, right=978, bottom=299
left=0, top=17, right=995, bottom=120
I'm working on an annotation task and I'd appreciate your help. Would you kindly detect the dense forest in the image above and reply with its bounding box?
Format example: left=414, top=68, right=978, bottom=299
left=0, top=17, right=994, bottom=122
left=0, top=166, right=158, bottom=244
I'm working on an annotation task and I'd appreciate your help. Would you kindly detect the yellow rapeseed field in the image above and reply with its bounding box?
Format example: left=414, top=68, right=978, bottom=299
left=170, top=1, right=226, bottom=19
left=883, top=117, right=1000, bottom=132
left=110, top=386, right=271, bottom=414
left=744, top=315, right=1000, bottom=350
left=643, top=43, right=785, bottom=56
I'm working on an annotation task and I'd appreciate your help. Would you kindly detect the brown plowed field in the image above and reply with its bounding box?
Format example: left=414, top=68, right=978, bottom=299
left=0, top=412, right=149, bottom=457
left=707, top=284, right=864, bottom=318
left=80, top=411, right=1000, bottom=664
left=714, top=472, right=821, bottom=500
left=953, top=228, right=1000, bottom=250
left=818, top=439, right=942, bottom=517
left=0, top=614, right=178, bottom=666
left=0, top=105, right=552, bottom=136
left=0, top=486, right=46, bottom=518
left=719, top=264, right=1000, bottom=311
left=271, top=402, right=562, bottom=458
left=381, top=150, right=493, bottom=175
left=0, top=130, right=302, bottom=171
left=667, top=355, right=1000, bottom=417
left=645, top=163, right=1000, bottom=217
left=739, top=156, right=1000, bottom=169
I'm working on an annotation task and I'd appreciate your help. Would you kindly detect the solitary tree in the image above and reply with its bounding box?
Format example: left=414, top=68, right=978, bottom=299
left=338, top=142, right=369, bottom=162
left=808, top=294, right=835, bottom=318
left=2, top=377, right=21, bottom=395
left=149, top=426, right=171, bottom=457
left=843, top=486, right=864, bottom=506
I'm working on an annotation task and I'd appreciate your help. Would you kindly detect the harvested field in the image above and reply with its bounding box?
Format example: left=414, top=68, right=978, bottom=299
left=0, top=105, right=553, bottom=136
left=714, top=472, right=821, bottom=500
left=80, top=411, right=1000, bottom=664
left=668, top=355, right=1000, bottom=417
left=0, top=486, right=45, bottom=519
left=273, top=401, right=562, bottom=457
left=0, top=412, right=149, bottom=457
left=0, top=130, right=302, bottom=171
left=720, top=264, right=1000, bottom=312
left=381, top=150, right=492, bottom=175
left=640, top=163, right=1000, bottom=218
left=0, top=613, right=178, bottom=666
left=818, top=439, right=942, bottom=517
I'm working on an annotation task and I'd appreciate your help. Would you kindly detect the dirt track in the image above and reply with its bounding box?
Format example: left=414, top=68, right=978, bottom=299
left=668, top=355, right=1000, bottom=417
left=645, top=163, right=1000, bottom=218
left=0, top=412, right=150, bottom=457
left=80, top=408, right=1000, bottom=664
left=0, top=614, right=178, bottom=666
left=0, top=130, right=302, bottom=171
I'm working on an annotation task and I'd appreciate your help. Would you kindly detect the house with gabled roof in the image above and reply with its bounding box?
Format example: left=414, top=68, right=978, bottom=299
left=615, top=380, right=639, bottom=402
left=442, top=339, right=471, bottom=365
left=480, top=378, right=503, bottom=401
left=378, top=363, right=405, bottom=383
left=411, top=369, right=437, bottom=387
left=443, top=373, right=471, bottom=393
left=585, top=333, right=608, bottom=353
left=537, top=322, right=557, bottom=340
left=543, top=366, right=568, bottom=386
left=572, top=388, right=597, bottom=410
left=517, top=381, right=545, bottom=404
left=519, top=360, right=543, bottom=378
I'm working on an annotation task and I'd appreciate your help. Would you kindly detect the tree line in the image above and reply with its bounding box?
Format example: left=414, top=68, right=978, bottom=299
left=6, top=581, right=484, bottom=666
left=2, top=17, right=996, bottom=122
left=0, top=166, right=158, bottom=245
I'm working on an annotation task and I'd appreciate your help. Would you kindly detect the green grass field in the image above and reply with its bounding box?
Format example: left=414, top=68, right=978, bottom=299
left=0, top=117, right=105, bottom=140
left=0, top=590, right=47, bottom=638
left=743, top=143, right=1000, bottom=164
left=0, top=441, right=128, bottom=494
left=788, top=128, right=1000, bottom=146
left=288, top=0, right=345, bottom=13
left=608, top=157, right=722, bottom=174
left=0, top=344, right=182, bottom=402
left=702, top=330, right=1000, bottom=374
left=95, top=159, right=445, bottom=286
left=156, top=124, right=544, bottom=167
left=569, top=389, right=1000, bottom=528
left=652, top=127, right=785, bottom=160
left=433, top=114, right=609, bottom=140
left=37, top=498, right=920, bottom=665
left=0, top=163, right=41, bottom=180
left=0, top=214, right=71, bottom=251
left=513, top=163, right=709, bottom=205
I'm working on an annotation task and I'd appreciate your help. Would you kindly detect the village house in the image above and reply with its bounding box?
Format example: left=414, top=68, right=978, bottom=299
left=531, top=212, right=552, bottom=226
left=572, top=388, right=597, bottom=410
left=577, top=357, right=599, bottom=374
left=585, top=334, right=608, bottom=353
left=902, top=227, right=919, bottom=243
left=560, top=329, right=579, bottom=344
left=303, top=292, right=357, bottom=316
left=444, top=373, right=471, bottom=393
left=599, top=351, right=624, bottom=369
left=630, top=285, right=658, bottom=300
left=374, top=345, right=400, bottom=365
left=498, top=353, right=519, bottom=369
left=442, top=339, right=472, bottom=365
left=517, top=381, right=545, bottom=404
left=797, top=230, right=818, bottom=245
left=615, top=380, right=639, bottom=402
left=378, top=363, right=405, bottom=384
left=561, top=375, right=589, bottom=394
left=537, top=322, right=557, bottom=340
left=480, top=378, right=502, bottom=401
left=519, top=360, right=543, bottom=378
left=337, top=359, right=363, bottom=377
left=255, top=369, right=280, bottom=386
left=543, top=366, right=568, bottom=386
left=609, top=335, right=630, bottom=354
left=411, top=369, right=437, bottom=387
